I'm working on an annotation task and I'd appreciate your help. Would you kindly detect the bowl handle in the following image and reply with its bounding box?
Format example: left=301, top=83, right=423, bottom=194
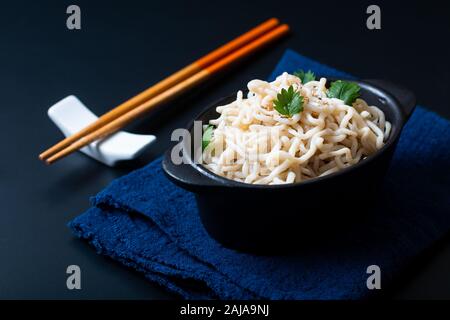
left=363, top=79, right=416, bottom=121
left=162, top=150, right=219, bottom=192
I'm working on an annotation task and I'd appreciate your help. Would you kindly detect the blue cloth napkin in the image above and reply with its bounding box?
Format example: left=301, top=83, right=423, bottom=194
left=69, top=49, right=450, bottom=299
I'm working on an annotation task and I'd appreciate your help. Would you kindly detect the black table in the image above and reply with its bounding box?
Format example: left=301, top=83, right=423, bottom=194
left=1, top=0, right=450, bottom=299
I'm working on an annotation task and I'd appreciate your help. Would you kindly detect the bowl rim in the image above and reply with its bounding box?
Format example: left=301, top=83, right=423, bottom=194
left=184, top=78, right=406, bottom=189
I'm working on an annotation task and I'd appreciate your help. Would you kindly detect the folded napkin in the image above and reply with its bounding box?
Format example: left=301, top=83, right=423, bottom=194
left=70, top=49, right=450, bottom=299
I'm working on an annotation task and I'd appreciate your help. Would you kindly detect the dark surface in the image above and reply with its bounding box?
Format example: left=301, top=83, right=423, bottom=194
left=0, top=0, right=449, bottom=299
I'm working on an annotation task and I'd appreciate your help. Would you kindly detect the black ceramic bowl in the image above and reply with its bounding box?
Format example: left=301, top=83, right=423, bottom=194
left=163, top=79, right=416, bottom=252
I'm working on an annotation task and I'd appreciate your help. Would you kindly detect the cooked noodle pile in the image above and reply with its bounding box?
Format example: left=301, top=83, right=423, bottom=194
left=202, top=72, right=391, bottom=185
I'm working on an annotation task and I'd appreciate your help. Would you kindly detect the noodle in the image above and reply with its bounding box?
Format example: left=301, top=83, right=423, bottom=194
left=202, top=72, right=391, bottom=185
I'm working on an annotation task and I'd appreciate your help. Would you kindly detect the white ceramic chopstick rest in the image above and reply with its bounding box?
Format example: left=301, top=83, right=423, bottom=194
left=47, top=95, right=156, bottom=166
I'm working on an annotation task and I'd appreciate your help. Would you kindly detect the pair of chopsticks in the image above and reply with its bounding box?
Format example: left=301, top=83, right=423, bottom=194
left=39, top=18, right=289, bottom=164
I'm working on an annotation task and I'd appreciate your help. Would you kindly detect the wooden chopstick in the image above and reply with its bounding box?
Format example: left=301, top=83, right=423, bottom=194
left=45, top=24, right=289, bottom=164
left=39, top=18, right=280, bottom=161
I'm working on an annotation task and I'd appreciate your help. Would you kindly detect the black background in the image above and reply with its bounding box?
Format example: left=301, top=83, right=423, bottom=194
left=1, top=0, right=450, bottom=299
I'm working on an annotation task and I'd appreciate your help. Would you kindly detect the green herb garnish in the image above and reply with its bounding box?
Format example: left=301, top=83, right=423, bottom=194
left=294, top=69, right=316, bottom=84
left=273, top=85, right=304, bottom=117
left=327, top=80, right=361, bottom=105
left=202, top=125, right=214, bottom=151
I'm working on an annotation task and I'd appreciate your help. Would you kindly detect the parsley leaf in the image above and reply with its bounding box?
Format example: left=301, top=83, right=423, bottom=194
left=202, top=125, right=214, bottom=151
left=327, top=80, right=361, bottom=105
left=294, top=69, right=316, bottom=84
left=273, top=85, right=304, bottom=117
